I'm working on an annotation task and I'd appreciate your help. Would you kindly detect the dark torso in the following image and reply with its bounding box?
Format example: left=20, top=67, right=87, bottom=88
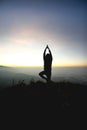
left=44, top=55, right=52, bottom=72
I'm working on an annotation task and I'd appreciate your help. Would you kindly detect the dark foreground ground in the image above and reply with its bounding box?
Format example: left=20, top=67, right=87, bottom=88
left=0, top=81, right=87, bottom=112
left=0, top=81, right=87, bottom=127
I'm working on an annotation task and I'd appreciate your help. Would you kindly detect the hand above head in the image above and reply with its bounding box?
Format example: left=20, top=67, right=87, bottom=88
left=46, top=45, right=49, bottom=49
left=46, top=45, right=48, bottom=48
left=45, top=45, right=50, bottom=52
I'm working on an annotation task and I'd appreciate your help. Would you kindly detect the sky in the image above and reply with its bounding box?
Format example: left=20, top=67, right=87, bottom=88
left=0, top=0, right=87, bottom=67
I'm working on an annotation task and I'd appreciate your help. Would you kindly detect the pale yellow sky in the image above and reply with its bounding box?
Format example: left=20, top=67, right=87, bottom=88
left=0, top=0, right=86, bottom=67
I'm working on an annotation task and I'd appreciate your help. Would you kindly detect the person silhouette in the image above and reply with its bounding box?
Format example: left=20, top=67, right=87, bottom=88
left=39, top=45, right=53, bottom=82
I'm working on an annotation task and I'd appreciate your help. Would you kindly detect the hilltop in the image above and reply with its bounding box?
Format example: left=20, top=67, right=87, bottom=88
left=0, top=81, right=87, bottom=111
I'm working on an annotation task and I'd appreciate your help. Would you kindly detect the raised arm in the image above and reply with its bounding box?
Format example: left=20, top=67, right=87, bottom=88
left=43, top=46, right=47, bottom=59
left=48, top=46, right=52, bottom=60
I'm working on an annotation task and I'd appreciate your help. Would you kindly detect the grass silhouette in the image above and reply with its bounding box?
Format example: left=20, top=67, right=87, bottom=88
left=0, top=80, right=87, bottom=111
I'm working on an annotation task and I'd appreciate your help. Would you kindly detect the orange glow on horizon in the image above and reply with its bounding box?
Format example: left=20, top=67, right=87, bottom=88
left=1, top=63, right=87, bottom=68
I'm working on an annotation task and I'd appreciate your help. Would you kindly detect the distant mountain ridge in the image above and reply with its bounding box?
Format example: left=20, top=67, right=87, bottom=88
left=0, top=65, right=10, bottom=68
left=0, top=69, right=40, bottom=88
left=0, top=65, right=6, bottom=67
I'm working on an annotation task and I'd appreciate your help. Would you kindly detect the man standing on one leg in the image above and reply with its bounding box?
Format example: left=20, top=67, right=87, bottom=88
left=39, top=45, right=53, bottom=82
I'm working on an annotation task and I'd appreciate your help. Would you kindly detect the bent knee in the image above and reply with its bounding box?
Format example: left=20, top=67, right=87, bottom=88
left=39, top=71, right=45, bottom=76
left=39, top=72, right=43, bottom=76
left=39, top=72, right=41, bottom=76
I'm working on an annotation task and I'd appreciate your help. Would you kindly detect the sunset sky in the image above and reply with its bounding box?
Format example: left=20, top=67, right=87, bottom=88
left=0, top=0, right=86, bottom=67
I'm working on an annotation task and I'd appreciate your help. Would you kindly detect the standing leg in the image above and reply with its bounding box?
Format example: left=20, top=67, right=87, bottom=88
left=46, top=71, right=51, bottom=82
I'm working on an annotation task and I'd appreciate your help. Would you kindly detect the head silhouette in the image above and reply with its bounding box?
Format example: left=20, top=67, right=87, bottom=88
left=45, top=53, right=50, bottom=59
left=46, top=53, right=50, bottom=56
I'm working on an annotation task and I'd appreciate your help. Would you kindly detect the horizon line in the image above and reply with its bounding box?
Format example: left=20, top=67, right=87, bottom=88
left=0, top=65, right=87, bottom=68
